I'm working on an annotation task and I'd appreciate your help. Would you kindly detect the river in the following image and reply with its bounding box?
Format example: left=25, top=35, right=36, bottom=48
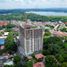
left=26, top=11, right=67, bottom=16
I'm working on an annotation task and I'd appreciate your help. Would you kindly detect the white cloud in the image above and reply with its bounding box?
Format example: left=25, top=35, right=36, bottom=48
left=0, top=0, right=67, bottom=9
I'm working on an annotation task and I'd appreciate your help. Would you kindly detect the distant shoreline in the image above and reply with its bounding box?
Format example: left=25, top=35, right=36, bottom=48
left=26, top=11, right=67, bottom=16
left=0, top=8, right=67, bottom=14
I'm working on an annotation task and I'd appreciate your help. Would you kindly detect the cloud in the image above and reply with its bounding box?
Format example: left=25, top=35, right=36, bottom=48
left=0, top=0, right=67, bottom=9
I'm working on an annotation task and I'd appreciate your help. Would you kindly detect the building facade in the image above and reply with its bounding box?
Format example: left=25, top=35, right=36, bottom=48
left=18, top=22, right=43, bottom=56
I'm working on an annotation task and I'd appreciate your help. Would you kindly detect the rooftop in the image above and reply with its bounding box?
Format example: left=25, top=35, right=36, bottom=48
left=64, top=22, right=67, bottom=24
left=53, top=31, right=67, bottom=37
left=35, top=54, right=44, bottom=59
left=0, top=22, right=8, bottom=26
left=33, top=62, right=45, bottom=67
left=0, top=39, right=5, bottom=45
left=4, top=32, right=9, bottom=36
left=19, top=21, right=42, bottom=29
left=4, top=60, right=13, bottom=66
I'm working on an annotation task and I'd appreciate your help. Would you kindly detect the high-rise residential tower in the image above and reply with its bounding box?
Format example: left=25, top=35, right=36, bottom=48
left=18, top=21, right=43, bottom=56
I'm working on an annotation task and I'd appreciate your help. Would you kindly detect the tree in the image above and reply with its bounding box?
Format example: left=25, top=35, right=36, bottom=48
left=45, top=31, right=51, bottom=36
left=56, top=54, right=64, bottom=63
left=13, top=55, right=23, bottom=67
left=60, top=28, right=67, bottom=32
left=13, top=55, right=21, bottom=64
left=6, top=23, right=15, bottom=29
left=62, top=54, right=67, bottom=62
left=62, top=62, right=67, bottom=67
left=27, top=60, right=33, bottom=67
left=5, top=23, right=15, bottom=32
left=45, top=55, right=60, bottom=67
left=4, top=65, right=13, bottom=67
left=43, top=36, right=63, bottom=46
left=43, top=38, right=62, bottom=55
left=5, top=32, right=17, bottom=54
left=0, top=32, right=3, bottom=36
left=14, top=63, right=23, bottom=67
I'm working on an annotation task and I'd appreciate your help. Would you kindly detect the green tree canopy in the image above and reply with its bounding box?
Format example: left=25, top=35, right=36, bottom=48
left=45, top=55, right=60, bottom=67
left=62, top=62, right=67, bottom=67
left=13, top=55, right=21, bottom=64
left=5, top=32, right=17, bottom=54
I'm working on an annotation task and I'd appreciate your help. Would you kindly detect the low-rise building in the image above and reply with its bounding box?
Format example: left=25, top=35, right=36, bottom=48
left=33, top=62, right=45, bottom=67
left=52, top=31, right=67, bottom=37
left=0, top=21, right=8, bottom=27
left=35, top=54, right=44, bottom=60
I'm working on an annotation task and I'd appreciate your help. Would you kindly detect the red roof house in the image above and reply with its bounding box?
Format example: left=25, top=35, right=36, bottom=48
left=35, top=54, right=44, bottom=59
left=0, top=22, right=8, bottom=26
left=33, top=62, right=45, bottom=67
left=64, top=22, right=67, bottom=25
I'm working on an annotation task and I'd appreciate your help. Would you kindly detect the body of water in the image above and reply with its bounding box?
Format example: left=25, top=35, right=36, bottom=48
left=26, top=11, right=67, bottom=16
left=0, top=39, right=5, bottom=45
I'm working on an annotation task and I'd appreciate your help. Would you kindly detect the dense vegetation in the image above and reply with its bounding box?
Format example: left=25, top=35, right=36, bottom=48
left=5, top=32, right=17, bottom=54
left=0, top=23, right=15, bottom=31
left=0, top=13, right=67, bottom=22
left=43, top=31, right=67, bottom=67
left=60, top=28, right=67, bottom=32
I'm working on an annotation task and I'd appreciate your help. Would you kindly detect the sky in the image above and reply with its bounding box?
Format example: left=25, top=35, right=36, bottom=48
left=0, top=0, right=67, bottom=9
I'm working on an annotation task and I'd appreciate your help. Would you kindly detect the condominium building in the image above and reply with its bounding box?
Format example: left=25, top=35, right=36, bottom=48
left=18, top=22, right=43, bottom=56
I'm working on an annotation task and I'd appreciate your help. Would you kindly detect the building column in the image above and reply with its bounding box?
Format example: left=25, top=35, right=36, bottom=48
left=32, top=30, right=34, bottom=52
left=24, top=30, right=27, bottom=55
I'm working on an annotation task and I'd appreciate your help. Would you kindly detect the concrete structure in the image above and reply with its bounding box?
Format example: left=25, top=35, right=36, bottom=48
left=18, top=21, right=43, bottom=56
left=4, top=61, right=13, bottom=66
left=4, top=32, right=9, bottom=36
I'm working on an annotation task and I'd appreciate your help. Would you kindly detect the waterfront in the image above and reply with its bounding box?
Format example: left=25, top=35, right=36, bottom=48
left=26, top=11, right=67, bottom=16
